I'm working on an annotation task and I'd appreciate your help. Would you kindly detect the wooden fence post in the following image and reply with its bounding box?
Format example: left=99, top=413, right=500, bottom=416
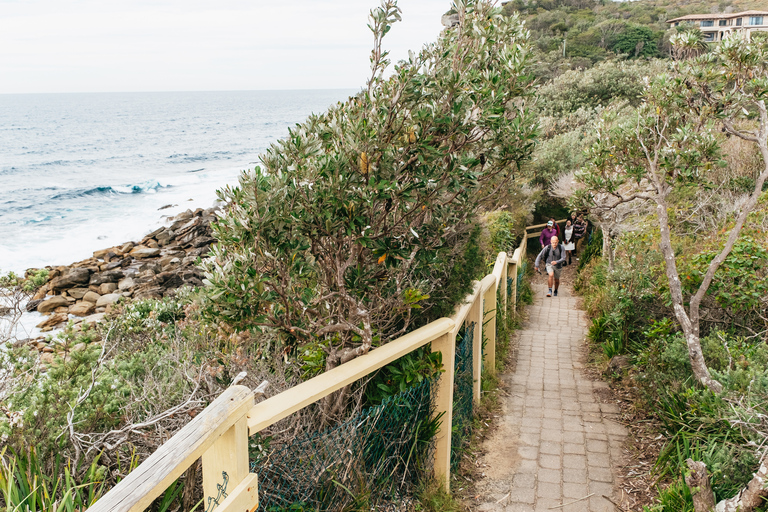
left=432, top=331, right=455, bottom=492
left=470, top=296, right=483, bottom=406
left=483, top=282, right=497, bottom=377
left=202, top=414, right=250, bottom=508
left=500, top=255, right=508, bottom=312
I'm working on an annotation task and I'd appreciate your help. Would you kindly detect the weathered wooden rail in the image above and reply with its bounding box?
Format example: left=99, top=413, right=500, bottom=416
left=89, top=224, right=552, bottom=512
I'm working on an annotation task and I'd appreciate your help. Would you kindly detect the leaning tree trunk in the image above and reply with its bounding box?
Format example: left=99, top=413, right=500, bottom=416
left=653, top=191, right=724, bottom=393
left=686, top=456, right=768, bottom=512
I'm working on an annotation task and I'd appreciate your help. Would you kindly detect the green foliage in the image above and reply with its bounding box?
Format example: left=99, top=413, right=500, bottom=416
left=0, top=448, right=108, bottom=512
left=577, top=227, right=601, bottom=270
left=610, top=24, right=660, bottom=58
left=485, top=211, right=525, bottom=257
left=537, top=60, right=651, bottom=117
left=365, top=347, right=442, bottom=406
left=685, top=236, right=768, bottom=319
left=201, top=1, right=538, bottom=366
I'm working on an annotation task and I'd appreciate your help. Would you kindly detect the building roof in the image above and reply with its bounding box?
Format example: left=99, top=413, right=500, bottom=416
left=666, top=10, right=768, bottom=23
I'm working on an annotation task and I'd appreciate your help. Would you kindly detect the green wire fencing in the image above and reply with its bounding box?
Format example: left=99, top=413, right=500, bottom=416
left=451, top=323, right=475, bottom=469
left=249, top=376, right=437, bottom=512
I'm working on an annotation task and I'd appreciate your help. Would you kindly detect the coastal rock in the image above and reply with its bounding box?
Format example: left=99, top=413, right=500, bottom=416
left=139, top=261, right=162, bottom=273
left=159, top=256, right=181, bottom=269
left=90, top=270, right=124, bottom=286
left=37, top=296, right=70, bottom=313
left=49, top=268, right=91, bottom=291
left=70, top=302, right=95, bottom=317
left=54, top=306, right=70, bottom=314
left=156, top=229, right=173, bottom=244
left=105, top=259, right=124, bottom=271
left=36, top=313, right=68, bottom=330
left=99, top=282, right=118, bottom=294
left=130, top=246, right=161, bottom=258
left=93, top=248, right=112, bottom=260
left=40, top=352, right=54, bottom=365
left=80, top=312, right=105, bottom=326
left=133, top=287, right=164, bottom=300
left=95, top=293, right=122, bottom=307
left=116, top=242, right=133, bottom=255
left=154, top=271, right=184, bottom=289
left=118, top=277, right=135, bottom=291
left=191, top=236, right=216, bottom=249
left=25, top=299, right=44, bottom=312
left=33, top=285, right=49, bottom=301
left=68, top=287, right=89, bottom=299
left=83, top=291, right=101, bottom=303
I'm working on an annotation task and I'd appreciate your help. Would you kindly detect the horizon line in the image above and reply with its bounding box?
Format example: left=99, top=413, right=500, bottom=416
left=0, top=87, right=362, bottom=96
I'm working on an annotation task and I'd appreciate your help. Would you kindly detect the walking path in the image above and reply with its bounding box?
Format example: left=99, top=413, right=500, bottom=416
left=472, top=282, right=627, bottom=512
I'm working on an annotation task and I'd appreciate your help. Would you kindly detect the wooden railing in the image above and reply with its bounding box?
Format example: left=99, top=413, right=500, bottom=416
left=89, top=228, right=539, bottom=512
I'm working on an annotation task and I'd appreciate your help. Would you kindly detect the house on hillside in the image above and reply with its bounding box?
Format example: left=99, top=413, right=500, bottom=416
left=666, top=11, right=768, bottom=43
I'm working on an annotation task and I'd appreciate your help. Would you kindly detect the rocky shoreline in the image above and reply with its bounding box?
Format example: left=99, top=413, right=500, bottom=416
left=24, top=206, right=219, bottom=334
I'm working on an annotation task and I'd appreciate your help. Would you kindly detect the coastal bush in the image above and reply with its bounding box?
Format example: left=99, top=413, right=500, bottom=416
left=201, top=0, right=538, bottom=418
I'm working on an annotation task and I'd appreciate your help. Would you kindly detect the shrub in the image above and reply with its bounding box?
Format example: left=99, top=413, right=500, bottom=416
left=201, top=1, right=538, bottom=379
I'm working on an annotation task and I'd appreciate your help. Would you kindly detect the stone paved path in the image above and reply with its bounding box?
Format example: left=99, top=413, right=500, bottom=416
left=472, top=283, right=627, bottom=512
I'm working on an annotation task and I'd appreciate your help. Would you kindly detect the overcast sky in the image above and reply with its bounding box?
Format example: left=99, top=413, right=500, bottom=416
left=0, top=0, right=451, bottom=94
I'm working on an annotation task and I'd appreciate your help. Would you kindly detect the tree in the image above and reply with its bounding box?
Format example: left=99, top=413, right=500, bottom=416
left=576, top=34, right=768, bottom=393
left=201, top=0, right=537, bottom=416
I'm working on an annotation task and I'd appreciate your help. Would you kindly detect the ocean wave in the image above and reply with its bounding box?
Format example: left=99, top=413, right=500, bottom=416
left=49, top=182, right=167, bottom=201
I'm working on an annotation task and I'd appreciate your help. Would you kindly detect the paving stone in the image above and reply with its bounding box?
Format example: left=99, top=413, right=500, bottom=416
left=539, top=453, right=562, bottom=470
left=563, top=442, right=586, bottom=455
left=519, top=446, right=539, bottom=460
left=563, top=454, right=587, bottom=470
left=586, top=439, right=609, bottom=453
left=540, top=441, right=560, bottom=455
left=505, top=504, right=534, bottom=512
left=586, top=451, right=611, bottom=468
left=537, top=481, right=562, bottom=499
left=562, top=468, right=588, bottom=484
left=513, top=472, right=536, bottom=488
left=510, top=486, right=535, bottom=504
left=537, top=468, right=561, bottom=484
left=563, top=482, right=589, bottom=499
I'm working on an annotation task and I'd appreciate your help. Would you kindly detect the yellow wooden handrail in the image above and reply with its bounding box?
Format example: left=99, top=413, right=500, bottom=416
left=90, top=225, right=536, bottom=511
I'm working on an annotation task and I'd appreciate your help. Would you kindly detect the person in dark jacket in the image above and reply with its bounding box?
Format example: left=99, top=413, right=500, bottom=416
left=534, top=235, right=567, bottom=297
left=573, top=214, right=587, bottom=257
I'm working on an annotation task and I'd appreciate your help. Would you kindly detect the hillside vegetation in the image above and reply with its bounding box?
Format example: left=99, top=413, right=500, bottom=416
left=0, top=0, right=766, bottom=511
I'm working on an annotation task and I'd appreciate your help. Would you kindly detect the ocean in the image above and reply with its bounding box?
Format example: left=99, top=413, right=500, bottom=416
left=0, top=89, right=355, bottom=275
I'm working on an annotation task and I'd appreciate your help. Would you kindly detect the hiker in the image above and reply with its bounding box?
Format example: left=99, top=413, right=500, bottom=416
left=535, top=235, right=567, bottom=297
left=539, top=220, right=559, bottom=249
left=562, top=220, right=575, bottom=265
left=549, top=217, right=561, bottom=239
left=573, top=214, right=587, bottom=258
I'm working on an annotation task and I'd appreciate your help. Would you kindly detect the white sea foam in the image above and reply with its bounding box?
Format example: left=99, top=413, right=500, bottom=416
left=0, top=89, right=355, bottom=275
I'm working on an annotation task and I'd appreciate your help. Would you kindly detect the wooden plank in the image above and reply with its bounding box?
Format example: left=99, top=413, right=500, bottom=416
left=247, top=318, right=455, bottom=435
left=479, top=274, right=496, bottom=294
left=202, top=416, right=249, bottom=504
left=450, top=281, right=483, bottom=338
left=88, top=386, right=254, bottom=512
left=491, top=252, right=507, bottom=285
left=216, top=473, right=259, bottom=512
left=525, top=218, right=567, bottom=231
left=431, top=332, right=455, bottom=491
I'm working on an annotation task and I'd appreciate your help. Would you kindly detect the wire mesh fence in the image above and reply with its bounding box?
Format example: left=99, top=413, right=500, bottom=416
left=517, top=260, right=527, bottom=291
left=250, top=376, right=437, bottom=511
left=451, top=323, right=475, bottom=470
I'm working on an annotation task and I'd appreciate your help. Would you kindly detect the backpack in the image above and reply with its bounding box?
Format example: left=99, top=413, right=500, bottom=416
left=543, top=244, right=563, bottom=263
